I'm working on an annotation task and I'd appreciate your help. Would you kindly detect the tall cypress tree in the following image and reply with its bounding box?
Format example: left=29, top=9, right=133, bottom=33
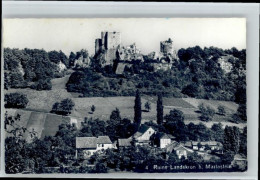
left=223, top=126, right=240, bottom=153
left=134, top=89, right=142, bottom=127
left=157, top=93, right=164, bottom=125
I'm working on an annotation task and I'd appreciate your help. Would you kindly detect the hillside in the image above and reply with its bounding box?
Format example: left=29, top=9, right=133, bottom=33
left=4, top=61, right=246, bottom=142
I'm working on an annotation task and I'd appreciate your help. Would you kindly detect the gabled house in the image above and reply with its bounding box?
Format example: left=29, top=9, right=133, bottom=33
left=166, top=142, right=194, bottom=159
left=152, top=132, right=175, bottom=148
left=118, top=138, right=132, bottom=148
left=76, top=136, right=113, bottom=159
left=96, top=136, right=114, bottom=150
left=133, top=124, right=156, bottom=146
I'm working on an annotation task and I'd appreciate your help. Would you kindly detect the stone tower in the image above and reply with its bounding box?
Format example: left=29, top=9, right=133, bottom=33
left=160, top=38, right=173, bottom=56
left=95, top=31, right=121, bottom=65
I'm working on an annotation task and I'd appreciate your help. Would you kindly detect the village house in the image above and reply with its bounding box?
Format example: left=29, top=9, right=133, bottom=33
left=117, top=138, right=132, bottom=148
left=184, top=141, right=223, bottom=153
left=152, top=132, right=175, bottom=148
left=75, top=136, right=114, bottom=159
left=165, top=142, right=194, bottom=159
left=133, top=124, right=156, bottom=146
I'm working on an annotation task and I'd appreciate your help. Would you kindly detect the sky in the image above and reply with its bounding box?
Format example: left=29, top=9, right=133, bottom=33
left=3, top=18, right=246, bottom=56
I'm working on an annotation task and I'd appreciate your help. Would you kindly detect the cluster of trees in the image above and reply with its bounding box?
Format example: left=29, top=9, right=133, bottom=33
left=5, top=113, right=78, bottom=173
left=51, top=98, right=75, bottom=116
left=66, top=68, right=137, bottom=97
left=4, top=93, right=29, bottom=109
left=4, top=48, right=68, bottom=90
left=4, top=48, right=91, bottom=91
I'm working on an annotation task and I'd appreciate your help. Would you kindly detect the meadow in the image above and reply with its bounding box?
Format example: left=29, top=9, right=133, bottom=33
left=5, top=74, right=245, bottom=142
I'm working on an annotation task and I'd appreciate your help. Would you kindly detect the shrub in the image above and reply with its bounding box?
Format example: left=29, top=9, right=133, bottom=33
left=51, top=98, right=75, bottom=116
left=198, top=103, right=215, bottom=122
left=217, top=105, right=226, bottom=116
left=34, top=79, right=52, bottom=90
left=5, top=93, right=29, bottom=109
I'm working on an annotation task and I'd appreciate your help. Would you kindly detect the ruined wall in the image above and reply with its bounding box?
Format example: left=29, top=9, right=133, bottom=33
left=106, top=32, right=121, bottom=49
left=104, top=49, right=118, bottom=65
left=95, top=39, right=102, bottom=54
left=160, top=38, right=173, bottom=56
left=94, top=31, right=121, bottom=65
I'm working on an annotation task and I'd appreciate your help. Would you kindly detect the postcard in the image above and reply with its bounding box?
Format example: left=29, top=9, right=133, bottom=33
left=2, top=18, right=248, bottom=174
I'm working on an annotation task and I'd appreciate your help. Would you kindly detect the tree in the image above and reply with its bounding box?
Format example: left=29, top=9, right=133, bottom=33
left=157, top=93, right=163, bottom=125
left=239, top=127, right=247, bottom=156
left=144, top=101, right=151, bottom=112
left=107, top=108, right=122, bottom=142
left=217, top=105, right=226, bottom=116
left=181, top=84, right=199, bottom=97
left=5, top=93, right=29, bottom=109
left=237, top=104, right=247, bottom=121
left=91, top=105, right=96, bottom=114
left=51, top=98, right=75, bottom=116
left=48, top=50, right=61, bottom=64
left=4, top=72, right=9, bottom=90
left=164, top=109, right=184, bottom=123
left=221, top=150, right=235, bottom=164
left=69, top=52, right=76, bottom=67
left=5, top=112, right=38, bottom=174
left=134, top=89, right=142, bottom=126
left=211, top=123, right=224, bottom=142
left=109, top=108, right=121, bottom=122
left=163, top=109, right=187, bottom=141
left=198, top=103, right=215, bottom=122
left=187, top=152, right=203, bottom=164
left=9, top=72, right=26, bottom=88
left=33, top=78, right=52, bottom=90
left=223, top=126, right=240, bottom=154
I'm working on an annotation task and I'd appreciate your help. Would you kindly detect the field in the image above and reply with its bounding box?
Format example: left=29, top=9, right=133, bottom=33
left=4, top=74, right=246, bottom=141
left=5, top=109, right=76, bottom=142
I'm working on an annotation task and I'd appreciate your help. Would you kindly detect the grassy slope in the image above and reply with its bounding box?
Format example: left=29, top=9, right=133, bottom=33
left=4, top=73, right=246, bottom=141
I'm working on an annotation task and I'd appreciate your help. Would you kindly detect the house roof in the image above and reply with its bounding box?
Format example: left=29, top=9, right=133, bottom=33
left=184, top=141, right=192, bottom=147
left=138, top=124, right=150, bottom=133
left=133, top=132, right=143, bottom=138
left=118, top=138, right=132, bottom=147
left=206, top=141, right=222, bottom=146
left=76, top=136, right=112, bottom=149
left=76, top=137, right=97, bottom=149
left=166, top=142, right=194, bottom=153
left=155, top=132, right=174, bottom=139
left=192, top=141, right=199, bottom=146
left=97, top=136, right=112, bottom=144
left=133, top=124, right=154, bottom=138
left=191, top=141, right=222, bottom=146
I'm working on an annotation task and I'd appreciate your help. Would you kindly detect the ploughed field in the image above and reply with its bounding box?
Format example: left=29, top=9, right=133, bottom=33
left=5, top=75, right=245, bottom=141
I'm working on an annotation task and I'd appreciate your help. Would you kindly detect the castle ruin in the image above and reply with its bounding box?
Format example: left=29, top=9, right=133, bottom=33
left=95, top=31, right=121, bottom=65
left=160, top=38, right=173, bottom=56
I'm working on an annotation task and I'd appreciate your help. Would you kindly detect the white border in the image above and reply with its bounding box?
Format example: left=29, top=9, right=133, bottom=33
left=1, top=1, right=259, bottom=179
